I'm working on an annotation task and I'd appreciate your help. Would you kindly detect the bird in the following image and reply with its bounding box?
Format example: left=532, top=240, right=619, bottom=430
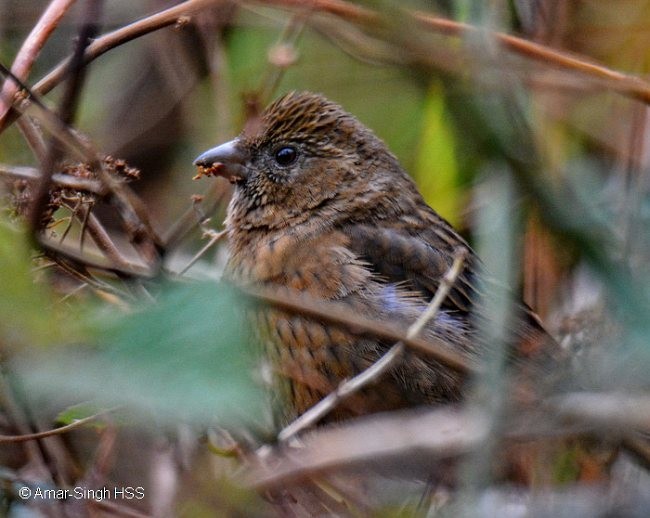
left=193, top=91, right=557, bottom=425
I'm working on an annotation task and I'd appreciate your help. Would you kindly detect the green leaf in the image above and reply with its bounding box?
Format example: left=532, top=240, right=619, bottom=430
left=55, top=403, right=107, bottom=430
left=413, top=82, right=461, bottom=226
left=0, top=218, right=60, bottom=347
left=18, top=282, right=264, bottom=429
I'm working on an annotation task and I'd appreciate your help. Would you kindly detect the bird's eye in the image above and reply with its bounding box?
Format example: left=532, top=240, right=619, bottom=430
left=273, top=146, right=298, bottom=167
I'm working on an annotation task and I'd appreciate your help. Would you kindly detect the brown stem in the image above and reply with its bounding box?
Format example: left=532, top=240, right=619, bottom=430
left=0, top=164, right=105, bottom=193
left=241, top=285, right=476, bottom=375
left=0, top=409, right=113, bottom=443
left=27, top=0, right=102, bottom=238
left=34, top=0, right=222, bottom=97
left=0, top=0, right=78, bottom=130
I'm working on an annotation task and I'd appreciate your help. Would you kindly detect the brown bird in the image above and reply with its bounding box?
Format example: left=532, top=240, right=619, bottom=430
left=194, top=91, right=556, bottom=425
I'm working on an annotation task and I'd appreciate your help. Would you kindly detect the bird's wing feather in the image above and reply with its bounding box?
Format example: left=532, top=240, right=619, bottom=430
left=343, top=223, right=478, bottom=315
left=342, top=222, right=556, bottom=361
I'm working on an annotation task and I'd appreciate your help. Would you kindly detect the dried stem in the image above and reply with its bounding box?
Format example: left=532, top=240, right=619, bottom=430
left=0, top=0, right=77, bottom=130
left=244, top=284, right=476, bottom=375
left=163, top=183, right=229, bottom=249
left=32, top=0, right=222, bottom=98
left=0, top=0, right=640, bottom=141
left=27, top=0, right=102, bottom=236
left=73, top=205, right=136, bottom=272
left=249, top=407, right=488, bottom=490
left=178, top=229, right=227, bottom=275
left=0, top=408, right=114, bottom=443
left=278, top=249, right=468, bottom=441
left=0, top=164, right=105, bottom=193
left=0, top=64, right=162, bottom=268
left=253, top=0, right=650, bottom=104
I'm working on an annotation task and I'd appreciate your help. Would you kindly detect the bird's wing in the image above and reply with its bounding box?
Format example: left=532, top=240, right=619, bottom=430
left=343, top=223, right=478, bottom=315
left=342, top=222, right=556, bottom=362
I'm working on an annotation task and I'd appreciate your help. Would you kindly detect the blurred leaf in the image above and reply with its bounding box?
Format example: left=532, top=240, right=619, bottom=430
left=413, top=82, right=460, bottom=225
left=17, top=281, right=264, bottom=428
left=0, top=218, right=60, bottom=347
left=55, top=402, right=107, bottom=429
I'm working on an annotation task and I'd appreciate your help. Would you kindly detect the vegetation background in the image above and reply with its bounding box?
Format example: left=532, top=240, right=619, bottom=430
left=1, top=0, right=650, bottom=515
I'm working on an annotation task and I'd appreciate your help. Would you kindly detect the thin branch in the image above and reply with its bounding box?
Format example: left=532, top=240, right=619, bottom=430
left=84, top=212, right=135, bottom=272
left=0, top=65, right=162, bottom=265
left=27, top=0, right=102, bottom=236
left=178, top=229, right=227, bottom=275
left=0, top=0, right=78, bottom=130
left=257, top=10, right=306, bottom=105
left=252, top=0, right=650, bottom=104
left=40, top=239, right=150, bottom=283
left=163, top=182, right=229, bottom=249
left=0, top=408, right=115, bottom=444
left=242, top=285, right=476, bottom=375
left=59, top=198, right=135, bottom=272
left=0, top=164, right=106, bottom=194
left=0, top=373, right=53, bottom=476
left=248, top=407, right=488, bottom=490
left=277, top=249, right=468, bottom=441
left=33, top=0, right=222, bottom=98
left=43, top=255, right=132, bottom=300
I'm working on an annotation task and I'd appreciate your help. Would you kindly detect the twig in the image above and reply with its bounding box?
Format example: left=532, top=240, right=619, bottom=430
left=83, top=211, right=135, bottom=272
left=0, top=64, right=162, bottom=268
left=163, top=182, right=228, bottom=249
left=54, top=265, right=128, bottom=302
left=27, top=0, right=102, bottom=237
left=257, top=10, right=306, bottom=105
left=242, top=282, right=475, bottom=375
left=178, top=229, right=227, bottom=275
left=0, top=164, right=106, bottom=194
left=32, top=0, right=222, bottom=98
left=278, top=249, right=468, bottom=441
left=0, top=373, right=53, bottom=475
left=0, top=0, right=78, bottom=130
left=0, top=408, right=114, bottom=444
left=251, top=0, right=650, bottom=104
left=39, top=239, right=149, bottom=281
left=249, top=407, right=488, bottom=490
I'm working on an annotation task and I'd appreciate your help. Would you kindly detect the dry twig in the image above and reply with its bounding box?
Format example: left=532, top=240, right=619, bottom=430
left=0, top=409, right=114, bottom=444
left=0, top=0, right=77, bottom=130
left=248, top=407, right=488, bottom=489
left=243, top=285, right=476, bottom=375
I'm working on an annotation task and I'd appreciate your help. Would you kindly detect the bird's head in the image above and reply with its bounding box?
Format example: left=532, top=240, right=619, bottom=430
left=194, top=91, right=411, bottom=230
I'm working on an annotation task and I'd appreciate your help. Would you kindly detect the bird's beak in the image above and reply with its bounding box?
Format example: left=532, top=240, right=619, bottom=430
left=193, top=139, right=248, bottom=183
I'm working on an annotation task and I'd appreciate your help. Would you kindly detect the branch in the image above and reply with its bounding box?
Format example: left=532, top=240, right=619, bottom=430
left=33, top=0, right=222, bottom=98
left=177, top=229, right=227, bottom=275
left=0, top=164, right=105, bottom=193
left=240, top=285, right=476, bottom=375
left=0, top=409, right=113, bottom=444
left=0, top=64, right=162, bottom=263
left=0, top=0, right=77, bottom=130
left=27, top=0, right=101, bottom=236
left=248, top=407, right=488, bottom=489
left=252, top=0, right=650, bottom=104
